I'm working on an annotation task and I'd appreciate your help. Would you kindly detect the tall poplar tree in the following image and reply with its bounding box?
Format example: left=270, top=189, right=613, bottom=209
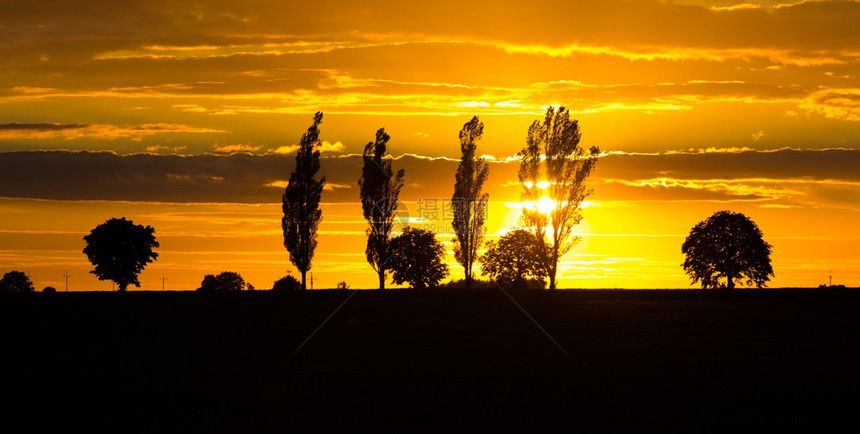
left=518, top=106, right=599, bottom=290
left=282, top=112, right=326, bottom=291
left=452, top=116, right=489, bottom=289
left=359, top=128, right=405, bottom=290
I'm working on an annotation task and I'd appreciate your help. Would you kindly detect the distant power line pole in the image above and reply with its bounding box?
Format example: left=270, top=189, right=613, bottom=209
left=311, top=272, right=314, bottom=290
left=63, top=271, right=70, bottom=292
left=161, top=273, right=167, bottom=291
left=829, top=270, right=833, bottom=287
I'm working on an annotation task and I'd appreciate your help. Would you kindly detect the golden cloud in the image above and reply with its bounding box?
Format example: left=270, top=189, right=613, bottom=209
left=600, top=176, right=860, bottom=202
left=145, top=145, right=187, bottom=153
left=0, top=123, right=225, bottom=141
left=799, top=88, right=860, bottom=121
left=212, top=144, right=263, bottom=154
left=319, top=141, right=345, bottom=153
left=271, top=145, right=300, bottom=154
left=323, top=182, right=352, bottom=190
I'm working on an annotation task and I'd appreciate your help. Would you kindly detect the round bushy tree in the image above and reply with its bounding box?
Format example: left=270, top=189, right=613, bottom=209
left=682, top=210, right=773, bottom=289
left=0, top=271, right=35, bottom=293
left=389, top=227, right=449, bottom=289
left=83, top=217, right=159, bottom=292
left=480, top=229, right=548, bottom=288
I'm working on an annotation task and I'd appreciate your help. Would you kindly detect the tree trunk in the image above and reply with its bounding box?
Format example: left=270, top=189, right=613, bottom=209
left=726, top=273, right=735, bottom=289
left=465, top=266, right=473, bottom=289
left=118, top=282, right=127, bottom=292
left=548, top=259, right=558, bottom=290
left=378, top=269, right=385, bottom=290
left=301, top=270, right=307, bottom=291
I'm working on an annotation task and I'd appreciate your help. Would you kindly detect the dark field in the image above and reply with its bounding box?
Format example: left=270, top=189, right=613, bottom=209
left=3, top=288, right=860, bottom=432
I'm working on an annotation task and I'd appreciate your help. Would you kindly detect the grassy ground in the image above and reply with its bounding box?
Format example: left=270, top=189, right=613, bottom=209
left=3, top=288, right=860, bottom=432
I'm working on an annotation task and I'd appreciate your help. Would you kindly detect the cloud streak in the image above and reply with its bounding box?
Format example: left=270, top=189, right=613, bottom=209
left=0, top=122, right=226, bottom=141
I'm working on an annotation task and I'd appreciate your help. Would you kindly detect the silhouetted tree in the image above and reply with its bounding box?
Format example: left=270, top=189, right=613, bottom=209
left=216, top=272, right=245, bottom=292
left=452, top=116, right=490, bottom=289
left=336, top=281, right=349, bottom=290
left=0, top=271, right=34, bottom=292
left=82, top=217, right=159, bottom=292
left=282, top=112, right=326, bottom=291
left=682, top=210, right=774, bottom=289
left=389, top=227, right=449, bottom=289
left=518, top=106, right=599, bottom=289
left=199, top=274, right=219, bottom=292
left=42, top=286, right=57, bottom=293
left=480, top=229, right=549, bottom=288
left=197, top=271, right=246, bottom=292
left=359, top=128, right=406, bottom=290
left=272, top=274, right=301, bottom=292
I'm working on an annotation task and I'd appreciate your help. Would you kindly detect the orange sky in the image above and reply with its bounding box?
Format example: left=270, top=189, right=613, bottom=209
left=1, top=1, right=859, bottom=289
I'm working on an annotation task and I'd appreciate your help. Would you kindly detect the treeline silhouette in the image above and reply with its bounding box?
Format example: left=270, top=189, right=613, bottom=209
left=3, top=107, right=786, bottom=292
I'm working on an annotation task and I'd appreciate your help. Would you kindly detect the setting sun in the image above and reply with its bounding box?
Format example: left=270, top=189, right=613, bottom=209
left=535, top=196, right=557, bottom=215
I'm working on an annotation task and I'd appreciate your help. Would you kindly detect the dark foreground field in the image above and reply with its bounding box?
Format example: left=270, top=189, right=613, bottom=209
left=3, top=288, right=860, bottom=432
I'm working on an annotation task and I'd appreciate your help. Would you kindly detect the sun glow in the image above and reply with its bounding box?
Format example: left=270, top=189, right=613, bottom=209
left=522, top=180, right=551, bottom=189
left=536, top=196, right=556, bottom=214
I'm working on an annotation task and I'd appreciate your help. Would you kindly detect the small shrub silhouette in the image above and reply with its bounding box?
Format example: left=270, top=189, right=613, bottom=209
left=273, top=274, right=301, bottom=292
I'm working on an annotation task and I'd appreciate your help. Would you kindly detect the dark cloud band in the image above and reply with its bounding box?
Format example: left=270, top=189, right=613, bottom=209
left=1, top=148, right=858, bottom=204
left=0, top=123, right=88, bottom=131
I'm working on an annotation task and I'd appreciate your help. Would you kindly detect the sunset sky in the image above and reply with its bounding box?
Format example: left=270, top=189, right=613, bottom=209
left=1, top=0, right=859, bottom=290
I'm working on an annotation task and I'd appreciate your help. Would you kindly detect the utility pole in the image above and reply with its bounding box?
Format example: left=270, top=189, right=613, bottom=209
left=310, top=272, right=314, bottom=290
left=161, top=273, right=167, bottom=291
left=63, top=271, right=70, bottom=292
left=829, top=271, right=833, bottom=287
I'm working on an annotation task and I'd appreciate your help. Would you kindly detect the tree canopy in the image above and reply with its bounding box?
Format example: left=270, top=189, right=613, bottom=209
left=197, top=271, right=246, bottom=292
left=272, top=274, right=301, bottom=292
left=480, top=229, right=549, bottom=289
left=452, top=115, right=490, bottom=289
left=389, top=227, right=449, bottom=289
left=0, top=271, right=34, bottom=293
left=282, top=111, right=326, bottom=290
left=359, top=128, right=406, bottom=290
left=82, top=217, right=159, bottom=291
left=517, top=106, right=599, bottom=289
left=682, top=210, right=774, bottom=289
